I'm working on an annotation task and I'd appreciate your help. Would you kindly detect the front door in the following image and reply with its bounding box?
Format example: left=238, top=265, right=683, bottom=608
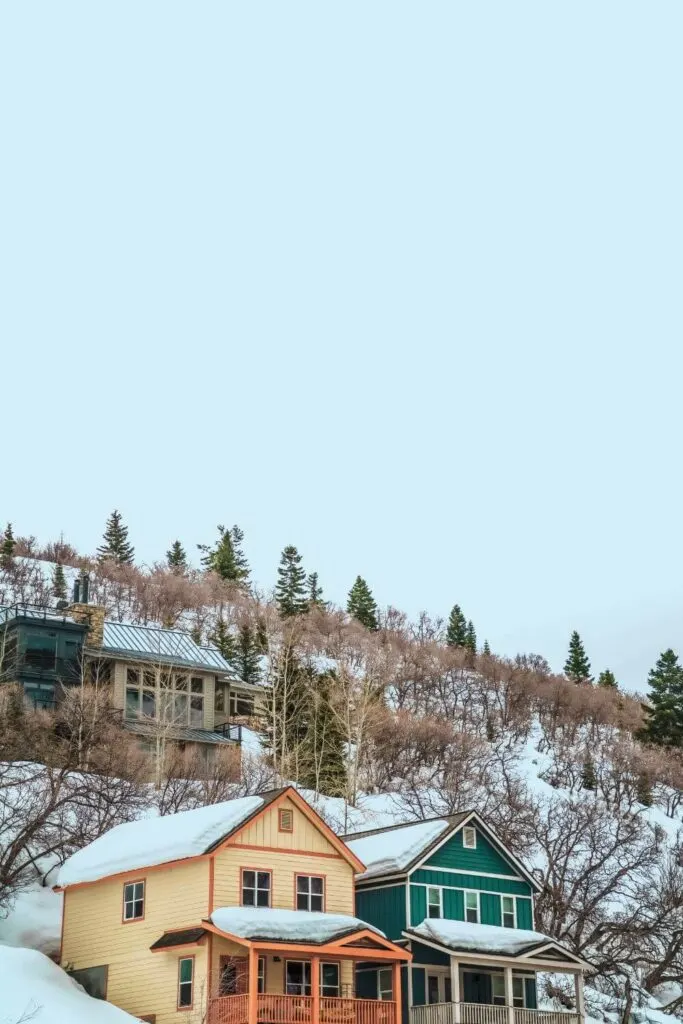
left=463, top=971, right=492, bottom=1005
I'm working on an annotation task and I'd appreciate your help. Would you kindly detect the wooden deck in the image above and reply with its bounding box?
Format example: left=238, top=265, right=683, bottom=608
left=208, top=993, right=397, bottom=1024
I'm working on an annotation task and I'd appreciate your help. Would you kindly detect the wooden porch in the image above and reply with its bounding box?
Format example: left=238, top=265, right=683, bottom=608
left=208, top=992, right=397, bottom=1024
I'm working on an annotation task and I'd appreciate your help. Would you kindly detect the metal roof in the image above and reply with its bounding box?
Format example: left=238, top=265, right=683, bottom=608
left=123, top=720, right=239, bottom=746
left=100, top=620, right=234, bottom=674
left=0, top=604, right=84, bottom=629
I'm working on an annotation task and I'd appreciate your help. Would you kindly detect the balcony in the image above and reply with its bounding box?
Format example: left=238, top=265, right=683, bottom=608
left=208, top=993, right=396, bottom=1024
left=410, top=1005, right=581, bottom=1024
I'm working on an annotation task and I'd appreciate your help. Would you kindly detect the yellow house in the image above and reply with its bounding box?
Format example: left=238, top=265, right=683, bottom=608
left=56, top=786, right=411, bottom=1024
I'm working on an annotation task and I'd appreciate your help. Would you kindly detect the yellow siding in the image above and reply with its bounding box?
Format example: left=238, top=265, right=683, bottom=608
left=231, top=797, right=341, bottom=855
left=61, top=859, right=210, bottom=1024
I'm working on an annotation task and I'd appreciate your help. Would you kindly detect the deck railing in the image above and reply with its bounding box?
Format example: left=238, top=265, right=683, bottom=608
left=208, top=993, right=396, bottom=1024
left=409, top=1005, right=581, bottom=1024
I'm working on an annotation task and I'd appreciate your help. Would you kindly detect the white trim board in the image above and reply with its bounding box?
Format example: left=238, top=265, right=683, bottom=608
left=403, top=932, right=588, bottom=972
left=415, top=866, right=524, bottom=883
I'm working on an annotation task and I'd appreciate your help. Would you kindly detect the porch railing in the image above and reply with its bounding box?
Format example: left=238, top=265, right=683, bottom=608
left=208, top=993, right=397, bottom=1024
left=409, top=1005, right=581, bottom=1024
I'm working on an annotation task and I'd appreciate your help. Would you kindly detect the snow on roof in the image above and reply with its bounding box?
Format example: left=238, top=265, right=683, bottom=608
left=57, top=795, right=264, bottom=887
left=411, top=919, right=554, bottom=956
left=345, top=818, right=450, bottom=880
left=211, top=906, right=385, bottom=943
left=0, top=946, right=140, bottom=1023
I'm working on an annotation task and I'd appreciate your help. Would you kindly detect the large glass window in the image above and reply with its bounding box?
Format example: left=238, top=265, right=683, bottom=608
left=241, top=870, right=271, bottom=907
left=296, top=875, right=324, bottom=912
left=24, top=631, right=57, bottom=670
left=124, top=667, right=203, bottom=727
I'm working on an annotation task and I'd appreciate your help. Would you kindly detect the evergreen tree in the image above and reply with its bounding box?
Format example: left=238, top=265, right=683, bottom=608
left=465, top=620, right=477, bottom=654
left=642, top=649, right=683, bottom=747
left=482, top=640, right=491, bottom=656
left=563, top=631, right=593, bottom=684
left=307, top=572, right=324, bottom=608
left=300, top=670, right=347, bottom=797
left=275, top=546, right=309, bottom=617
left=166, top=540, right=188, bottom=574
left=581, top=757, right=596, bottom=790
left=198, top=525, right=250, bottom=586
left=446, top=605, right=468, bottom=648
left=209, top=618, right=236, bottom=662
left=97, top=510, right=135, bottom=564
left=190, top=624, right=203, bottom=645
left=52, top=563, right=67, bottom=601
left=597, top=669, right=618, bottom=689
left=229, top=625, right=262, bottom=686
left=347, top=576, right=379, bottom=631
left=1, top=523, right=15, bottom=564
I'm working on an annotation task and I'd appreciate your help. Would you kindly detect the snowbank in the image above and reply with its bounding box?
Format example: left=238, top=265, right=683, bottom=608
left=345, top=819, right=449, bottom=880
left=412, top=918, right=554, bottom=955
left=0, top=883, right=62, bottom=957
left=58, top=794, right=263, bottom=886
left=0, top=946, right=140, bottom=1024
left=211, top=906, right=385, bottom=943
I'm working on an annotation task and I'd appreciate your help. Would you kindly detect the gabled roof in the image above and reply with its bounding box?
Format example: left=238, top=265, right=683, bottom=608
left=405, top=919, right=589, bottom=969
left=97, top=620, right=237, bottom=676
left=343, top=810, right=541, bottom=892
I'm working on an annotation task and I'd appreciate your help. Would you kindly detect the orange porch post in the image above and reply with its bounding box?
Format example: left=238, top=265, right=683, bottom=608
left=248, top=947, right=258, bottom=1024
left=392, top=961, right=402, bottom=1024
left=312, top=954, right=320, bottom=1023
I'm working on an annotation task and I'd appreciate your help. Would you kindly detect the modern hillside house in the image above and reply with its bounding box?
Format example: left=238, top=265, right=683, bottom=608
left=56, top=786, right=411, bottom=1024
left=343, top=813, right=588, bottom=1024
left=0, top=593, right=265, bottom=760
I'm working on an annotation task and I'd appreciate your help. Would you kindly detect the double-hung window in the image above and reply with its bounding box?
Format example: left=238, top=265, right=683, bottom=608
left=378, top=968, right=393, bottom=1001
left=512, top=978, right=525, bottom=1008
left=502, top=896, right=516, bottom=929
left=427, top=887, right=443, bottom=919
left=464, top=891, right=479, bottom=924
left=178, top=957, right=194, bottom=1009
left=491, top=975, right=526, bottom=1008
left=321, top=963, right=340, bottom=997
left=122, top=880, right=145, bottom=921
left=296, top=875, right=324, bottom=911
left=286, top=961, right=311, bottom=996
left=241, top=869, right=271, bottom=907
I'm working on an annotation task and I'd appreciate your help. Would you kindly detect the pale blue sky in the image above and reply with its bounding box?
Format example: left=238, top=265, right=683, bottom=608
left=2, top=3, right=681, bottom=691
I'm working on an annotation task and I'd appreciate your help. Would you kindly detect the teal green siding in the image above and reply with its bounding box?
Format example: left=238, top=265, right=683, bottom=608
left=425, top=827, right=520, bottom=878
left=443, top=888, right=464, bottom=921
left=480, top=892, right=501, bottom=926
left=412, top=968, right=426, bottom=1007
left=411, top=940, right=450, bottom=966
left=516, top=897, right=533, bottom=930
left=410, top=885, right=427, bottom=928
left=412, top=869, right=532, bottom=897
left=356, top=885, right=406, bottom=940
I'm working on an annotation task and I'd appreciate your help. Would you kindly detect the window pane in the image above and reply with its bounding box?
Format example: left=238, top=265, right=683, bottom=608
left=296, top=892, right=308, bottom=910
left=125, top=689, right=138, bottom=719
left=191, top=678, right=203, bottom=693
left=243, top=872, right=255, bottom=888
left=256, top=889, right=270, bottom=907
left=298, top=877, right=310, bottom=894
left=311, top=878, right=323, bottom=895
left=311, top=893, right=323, bottom=911
left=127, top=668, right=139, bottom=686
left=142, top=690, right=156, bottom=717
left=180, top=959, right=193, bottom=984
left=257, top=873, right=270, bottom=889
left=190, top=695, right=203, bottom=726
left=175, top=676, right=188, bottom=691
left=321, top=963, right=339, bottom=996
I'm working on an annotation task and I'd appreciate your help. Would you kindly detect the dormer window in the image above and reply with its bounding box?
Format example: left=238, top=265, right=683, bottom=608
left=279, top=808, right=294, bottom=833
left=463, top=826, right=477, bottom=849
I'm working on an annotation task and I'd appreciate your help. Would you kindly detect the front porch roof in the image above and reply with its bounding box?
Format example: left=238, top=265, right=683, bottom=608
left=205, top=906, right=412, bottom=960
left=405, top=920, right=590, bottom=971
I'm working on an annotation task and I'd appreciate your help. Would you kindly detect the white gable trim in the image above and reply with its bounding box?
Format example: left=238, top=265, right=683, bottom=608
left=403, top=931, right=588, bottom=972
left=410, top=811, right=541, bottom=893
left=416, top=866, right=523, bottom=883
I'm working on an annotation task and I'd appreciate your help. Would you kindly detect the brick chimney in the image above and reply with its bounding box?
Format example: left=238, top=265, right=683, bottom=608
left=67, top=603, right=106, bottom=648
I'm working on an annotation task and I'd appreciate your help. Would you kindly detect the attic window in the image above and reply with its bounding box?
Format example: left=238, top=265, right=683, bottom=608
left=463, top=826, right=477, bottom=849
left=279, top=808, right=294, bottom=833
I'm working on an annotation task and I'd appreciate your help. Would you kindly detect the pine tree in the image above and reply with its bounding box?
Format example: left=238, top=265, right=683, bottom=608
left=581, top=757, right=596, bottom=790
left=465, top=620, right=477, bottom=654
left=97, top=510, right=135, bottom=564
left=198, top=525, right=250, bottom=586
left=275, top=546, right=309, bottom=617
left=167, top=540, right=188, bottom=574
left=52, top=563, right=67, bottom=601
left=563, top=631, right=593, bottom=684
left=307, top=572, right=324, bottom=608
left=482, top=640, right=491, bottom=656
left=446, top=605, right=468, bottom=648
left=1, top=523, right=15, bottom=563
left=190, top=624, right=203, bottom=645
left=300, top=670, right=347, bottom=797
left=229, top=625, right=262, bottom=686
left=347, top=576, right=379, bottom=631
left=597, top=669, right=618, bottom=689
left=209, top=618, right=236, bottom=662
left=642, top=649, right=683, bottom=747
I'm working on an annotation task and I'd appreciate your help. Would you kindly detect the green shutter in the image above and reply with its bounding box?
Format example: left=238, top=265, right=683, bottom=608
left=443, top=888, right=464, bottom=920
left=524, top=977, right=537, bottom=1009
left=480, top=892, right=501, bottom=926
left=516, top=898, right=533, bottom=930
left=412, top=968, right=426, bottom=1006
left=410, top=885, right=427, bottom=927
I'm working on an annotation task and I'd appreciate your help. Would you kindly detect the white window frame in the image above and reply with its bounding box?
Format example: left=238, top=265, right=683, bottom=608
left=122, top=880, right=145, bottom=921
left=378, top=967, right=393, bottom=1001
left=512, top=977, right=526, bottom=1008
left=491, top=975, right=506, bottom=1006
left=462, top=826, right=477, bottom=849
left=502, top=895, right=516, bottom=929
left=427, top=886, right=443, bottom=919
left=464, top=890, right=480, bottom=924
left=320, top=962, right=340, bottom=997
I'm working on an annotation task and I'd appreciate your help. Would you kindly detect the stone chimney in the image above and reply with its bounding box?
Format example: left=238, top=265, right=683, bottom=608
left=66, top=604, right=106, bottom=649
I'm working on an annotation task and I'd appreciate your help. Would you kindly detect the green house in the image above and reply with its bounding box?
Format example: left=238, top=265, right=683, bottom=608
left=343, top=812, right=588, bottom=1024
